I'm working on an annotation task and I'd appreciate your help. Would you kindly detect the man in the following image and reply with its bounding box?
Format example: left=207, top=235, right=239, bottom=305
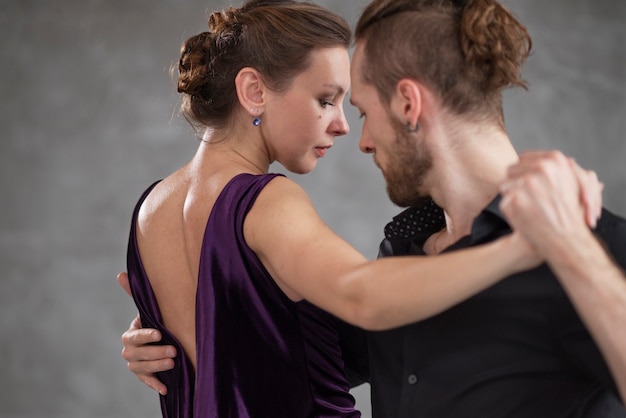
left=120, top=0, right=626, bottom=416
left=341, top=0, right=625, bottom=415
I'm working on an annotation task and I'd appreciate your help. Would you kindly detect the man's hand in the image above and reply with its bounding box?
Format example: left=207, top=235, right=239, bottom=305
left=118, top=272, right=176, bottom=395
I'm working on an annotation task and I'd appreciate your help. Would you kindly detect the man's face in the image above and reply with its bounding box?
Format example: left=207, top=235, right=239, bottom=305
left=350, top=42, right=433, bottom=207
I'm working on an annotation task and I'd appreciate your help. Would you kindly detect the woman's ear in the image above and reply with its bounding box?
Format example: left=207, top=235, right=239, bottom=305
left=391, top=78, right=423, bottom=129
left=235, top=67, right=265, bottom=116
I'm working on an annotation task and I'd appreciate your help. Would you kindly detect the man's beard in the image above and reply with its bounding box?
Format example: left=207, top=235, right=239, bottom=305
left=382, top=116, right=433, bottom=208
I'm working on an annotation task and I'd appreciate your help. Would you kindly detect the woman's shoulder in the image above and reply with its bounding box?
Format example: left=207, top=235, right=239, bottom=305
left=245, top=174, right=320, bottom=245
left=253, top=174, right=313, bottom=209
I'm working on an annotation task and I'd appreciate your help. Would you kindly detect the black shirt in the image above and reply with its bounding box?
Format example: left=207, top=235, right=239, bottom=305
left=340, top=197, right=626, bottom=418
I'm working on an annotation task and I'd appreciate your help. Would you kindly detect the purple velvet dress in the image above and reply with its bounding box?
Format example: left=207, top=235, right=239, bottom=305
left=127, top=173, right=360, bottom=418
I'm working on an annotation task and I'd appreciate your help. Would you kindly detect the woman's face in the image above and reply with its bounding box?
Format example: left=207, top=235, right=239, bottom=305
left=263, top=47, right=351, bottom=174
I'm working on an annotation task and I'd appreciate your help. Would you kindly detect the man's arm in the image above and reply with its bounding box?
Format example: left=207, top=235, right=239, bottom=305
left=543, top=227, right=626, bottom=403
left=499, top=151, right=626, bottom=402
left=118, top=272, right=176, bottom=395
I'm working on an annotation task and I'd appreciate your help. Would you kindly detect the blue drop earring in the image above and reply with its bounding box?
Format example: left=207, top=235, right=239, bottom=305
left=253, top=117, right=261, bottom=126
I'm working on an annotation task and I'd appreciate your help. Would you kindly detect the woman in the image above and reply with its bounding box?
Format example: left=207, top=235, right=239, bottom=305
left=121, top=1, right=596, bottom=416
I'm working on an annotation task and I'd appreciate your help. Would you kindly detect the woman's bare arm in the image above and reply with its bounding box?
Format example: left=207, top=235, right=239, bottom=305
left=247, top=176, right=540, bottom=330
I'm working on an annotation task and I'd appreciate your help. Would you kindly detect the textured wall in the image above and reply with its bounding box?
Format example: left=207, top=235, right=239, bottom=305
left=0, top=0, right=624, bottom=417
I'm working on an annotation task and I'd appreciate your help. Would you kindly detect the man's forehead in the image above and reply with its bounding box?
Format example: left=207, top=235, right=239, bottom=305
left=349, top=45, right=366, bottom=105
left=349, top=73, right=377, bottom=108
left=349, top=82, right=362, bottom=107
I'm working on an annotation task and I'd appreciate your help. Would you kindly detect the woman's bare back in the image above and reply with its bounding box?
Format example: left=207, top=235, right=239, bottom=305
left=135, top=157, right=245, bottom=369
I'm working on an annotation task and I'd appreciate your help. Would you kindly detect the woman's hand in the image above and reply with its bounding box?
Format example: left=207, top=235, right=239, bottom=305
left=499, top=150, right=603, bottom=253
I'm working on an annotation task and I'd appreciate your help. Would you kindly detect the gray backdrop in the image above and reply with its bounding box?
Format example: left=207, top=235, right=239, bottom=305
left=1, top=0, right=624, bottom=417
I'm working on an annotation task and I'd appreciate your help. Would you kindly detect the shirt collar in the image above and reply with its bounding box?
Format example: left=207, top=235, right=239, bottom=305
left=468, top=194, right=512, bottom=245
left=382, top=195, right=511, bottom=245
left=383, top=199, right=445, bottom=241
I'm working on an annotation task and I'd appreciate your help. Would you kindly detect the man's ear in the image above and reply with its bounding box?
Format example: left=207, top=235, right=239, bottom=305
left=391, top=78, right=423, bottom=128
left=235, top=67, right=265, bottom=116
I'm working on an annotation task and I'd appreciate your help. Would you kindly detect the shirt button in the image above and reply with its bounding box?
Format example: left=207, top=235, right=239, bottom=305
left=407, top=374, right=418, bottom=385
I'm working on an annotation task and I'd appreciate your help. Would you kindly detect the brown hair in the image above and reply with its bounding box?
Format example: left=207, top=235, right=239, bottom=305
left=176, top=0, right=351, bottom=131
left=355, top=0, right=532, bottom=126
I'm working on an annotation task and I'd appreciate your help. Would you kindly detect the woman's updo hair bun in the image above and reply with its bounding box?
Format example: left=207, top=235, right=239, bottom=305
left=208, top=7, right=238, bottom=33
left=177, top=32, right=213, bottom=97
left=176, top=7, right=245, bottom=95
left=176, top=6, right=246, bottom=130
left=173, top=0, right=351, bottom=133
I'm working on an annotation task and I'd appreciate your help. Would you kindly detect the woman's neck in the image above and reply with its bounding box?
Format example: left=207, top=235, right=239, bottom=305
left=196, top=129, right=271, bottom=175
